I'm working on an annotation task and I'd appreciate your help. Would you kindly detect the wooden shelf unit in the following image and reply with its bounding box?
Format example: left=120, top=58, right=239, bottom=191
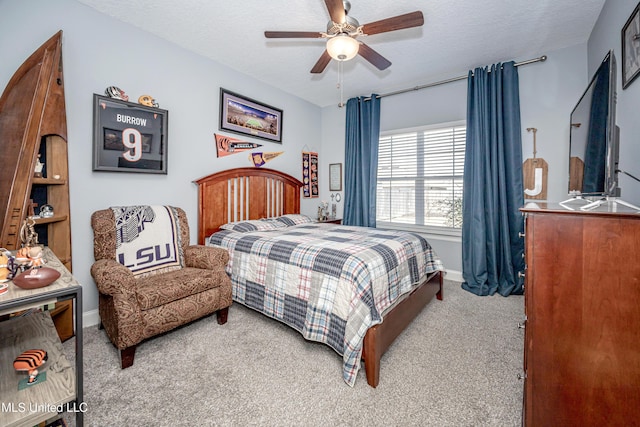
left=31, top=133, right=72, bottom=273
left=0, top=32, right=73, bottom=342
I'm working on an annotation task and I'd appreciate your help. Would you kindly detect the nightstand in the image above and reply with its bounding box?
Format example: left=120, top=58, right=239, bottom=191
left=317, top=218, right=342, bottom=225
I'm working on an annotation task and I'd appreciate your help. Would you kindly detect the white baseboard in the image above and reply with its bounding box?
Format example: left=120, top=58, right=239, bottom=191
left=83, top=309, right=100, bottom=328
left=444, top=269, right=463, bottom=282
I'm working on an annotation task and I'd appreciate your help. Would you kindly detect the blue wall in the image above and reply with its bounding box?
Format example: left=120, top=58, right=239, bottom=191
left=0, top=0, right=322, bottom=317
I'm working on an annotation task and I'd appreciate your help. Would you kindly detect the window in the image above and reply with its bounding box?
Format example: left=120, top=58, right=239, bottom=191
left=376, top=121, right=466, bottom=234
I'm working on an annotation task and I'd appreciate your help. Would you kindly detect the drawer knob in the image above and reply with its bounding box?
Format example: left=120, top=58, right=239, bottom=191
left=517, top=372, right=527, bottom=380
left=519, top=232, right=525, bottom=238
left=518, top=271, right=526, bottom=279
left=517, top=322, right=526, bottom=329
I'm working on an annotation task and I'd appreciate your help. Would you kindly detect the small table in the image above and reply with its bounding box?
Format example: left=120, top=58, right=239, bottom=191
left=317, top=218, right=342, bottom=225
left=0, top=247, right=83, bottom=427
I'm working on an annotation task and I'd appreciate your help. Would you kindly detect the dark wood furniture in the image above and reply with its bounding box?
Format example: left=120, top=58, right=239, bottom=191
left=195, top=167, right=443, bottom=388
left=317, top=218, right=342, bottom=224
left=521, top=203, right=640, bottom=426
left=0, top=31, right=73, bottom=341
left=195, top=167, right=302, bottom=241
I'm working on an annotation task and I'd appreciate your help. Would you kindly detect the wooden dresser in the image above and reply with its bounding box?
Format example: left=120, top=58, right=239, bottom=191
left=520, top=203, right=640, bottom=426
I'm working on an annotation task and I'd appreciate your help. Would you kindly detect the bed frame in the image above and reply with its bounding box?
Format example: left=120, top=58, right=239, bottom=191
left=194, top=167, right=443, bottom=387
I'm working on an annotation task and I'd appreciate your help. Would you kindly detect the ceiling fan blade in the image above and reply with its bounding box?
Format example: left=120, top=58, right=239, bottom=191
left=361, top=11, right=424, bottom=36
left=311, top=50, right=332, bottom=74
left=325, top=0, right=346, bottom=24
left=265, top=31, right=323, bottom=38
left=358, top=43, right=391, bottom=70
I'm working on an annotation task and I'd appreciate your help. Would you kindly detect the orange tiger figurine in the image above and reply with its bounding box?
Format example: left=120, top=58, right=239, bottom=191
left=13, top=349, right=48, bottom=384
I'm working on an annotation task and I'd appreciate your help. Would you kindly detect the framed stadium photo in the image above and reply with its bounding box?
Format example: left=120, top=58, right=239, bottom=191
left=219, top=88, right=283, bottom=143
left=622, top=2, right=640, bottom=89
left=93, top=94, right=168, bottom=173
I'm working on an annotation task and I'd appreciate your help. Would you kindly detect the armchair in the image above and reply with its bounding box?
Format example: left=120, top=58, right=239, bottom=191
left=91, top=206, right=232, bottom=368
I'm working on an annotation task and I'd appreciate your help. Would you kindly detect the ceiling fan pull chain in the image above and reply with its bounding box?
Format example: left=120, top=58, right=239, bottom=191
left=338, top=60, right=345, bottom=107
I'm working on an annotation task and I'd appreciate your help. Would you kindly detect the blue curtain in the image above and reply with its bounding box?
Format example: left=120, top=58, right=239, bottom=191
left=343, top=95, right=381, bottom=227
left=461, top=62, right=525, bottom=296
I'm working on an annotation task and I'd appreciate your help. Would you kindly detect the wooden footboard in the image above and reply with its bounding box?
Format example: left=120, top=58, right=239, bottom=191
left=362, top=270, right=443, bottom=387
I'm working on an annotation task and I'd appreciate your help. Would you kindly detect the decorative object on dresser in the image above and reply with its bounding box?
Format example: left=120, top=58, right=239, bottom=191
left=93, top=94, right=168, bottom=174
left=90, top=205, right=233, bottom=368
left=194, top=167, right=445, bottom=387
left=520, top=204, right=640, bottom=426
left=522, top=127, right=548, bottom=200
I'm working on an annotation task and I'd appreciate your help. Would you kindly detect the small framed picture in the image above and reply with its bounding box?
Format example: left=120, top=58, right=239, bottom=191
left=329, top=163, right=342, bottom=191
left=93, top=94, right=168, bottom=173
left=622, top=2, right=640, bottom=89
left=219, top=88, right=283, bottom=143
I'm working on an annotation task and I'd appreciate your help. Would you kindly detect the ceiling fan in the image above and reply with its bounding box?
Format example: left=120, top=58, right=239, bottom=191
left=264, top=0, right=424, bottom=74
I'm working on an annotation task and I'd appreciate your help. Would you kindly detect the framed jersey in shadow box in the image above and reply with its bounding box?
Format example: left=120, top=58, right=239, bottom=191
left=93, top=94, right=168, bottom=173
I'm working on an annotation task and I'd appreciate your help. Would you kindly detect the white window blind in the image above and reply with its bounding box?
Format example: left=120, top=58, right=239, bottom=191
left=376, top=122, right=466, bottom=232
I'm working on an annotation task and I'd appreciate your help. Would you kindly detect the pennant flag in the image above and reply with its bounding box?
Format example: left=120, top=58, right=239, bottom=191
left=249, top=151, right=283, bottom=167
left=215, top=133, right=263, bottom=158
left=302, top=151, right=319, bottom=198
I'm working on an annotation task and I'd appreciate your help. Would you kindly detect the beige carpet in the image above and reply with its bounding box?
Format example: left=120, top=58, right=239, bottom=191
left=65, top=280, right=524, bottom=426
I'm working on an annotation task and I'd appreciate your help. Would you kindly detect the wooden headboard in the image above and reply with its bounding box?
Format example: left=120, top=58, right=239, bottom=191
left=194, top=167, right=303, bottom=244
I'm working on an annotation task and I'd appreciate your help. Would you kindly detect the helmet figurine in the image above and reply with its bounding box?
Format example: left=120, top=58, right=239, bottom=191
left=138, top=94, right=159, bottom=108
left=105, top=86, right=129, bottom=101
left=14, top=349, right=48, bottom=385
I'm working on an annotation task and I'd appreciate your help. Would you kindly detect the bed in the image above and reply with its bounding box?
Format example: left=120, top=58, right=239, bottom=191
left=195, top=167, right=444, bottom=387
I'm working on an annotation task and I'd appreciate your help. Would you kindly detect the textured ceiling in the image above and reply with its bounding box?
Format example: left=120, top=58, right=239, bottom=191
left=75, top=0, right=605, bottom=107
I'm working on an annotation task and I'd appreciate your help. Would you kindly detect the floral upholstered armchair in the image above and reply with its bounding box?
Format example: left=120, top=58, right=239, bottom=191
left=90, top=205, right=232, bottom=368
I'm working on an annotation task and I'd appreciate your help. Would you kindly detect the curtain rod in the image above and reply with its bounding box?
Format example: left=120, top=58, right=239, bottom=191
left=362, top=55, right=547, bottom=102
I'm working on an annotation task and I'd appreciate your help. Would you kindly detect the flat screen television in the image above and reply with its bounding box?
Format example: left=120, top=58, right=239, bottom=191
left=568, top=50, right=620, bottom=198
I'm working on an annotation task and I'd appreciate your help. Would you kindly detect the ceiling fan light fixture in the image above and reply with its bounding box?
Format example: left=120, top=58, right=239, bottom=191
left=326, top=34, right=359, bottom=61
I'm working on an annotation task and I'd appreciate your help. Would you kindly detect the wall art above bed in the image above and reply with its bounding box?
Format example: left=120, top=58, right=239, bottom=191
left=219, top=88, right=283, bottom=143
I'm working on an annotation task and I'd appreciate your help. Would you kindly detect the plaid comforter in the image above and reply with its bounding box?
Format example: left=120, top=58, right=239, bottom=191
left=208, top=223, right=444, bottom=386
